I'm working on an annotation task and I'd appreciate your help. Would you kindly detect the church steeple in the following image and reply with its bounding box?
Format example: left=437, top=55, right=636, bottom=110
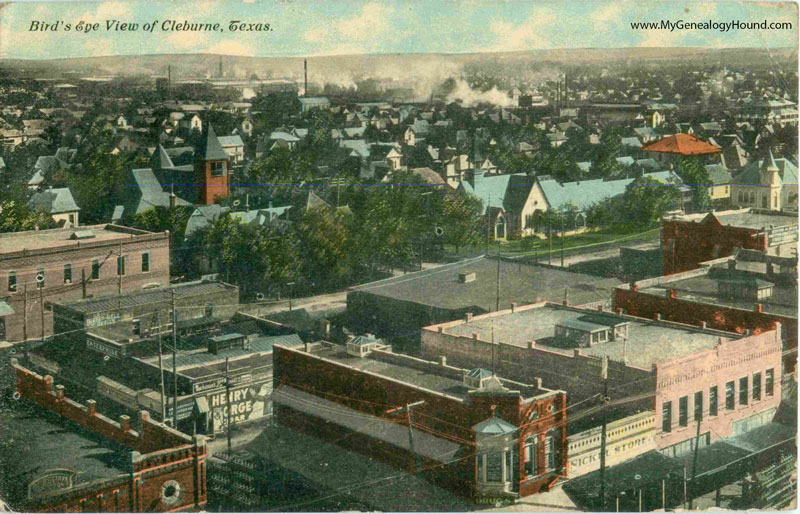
left=195, top=124, right=231, bottom=205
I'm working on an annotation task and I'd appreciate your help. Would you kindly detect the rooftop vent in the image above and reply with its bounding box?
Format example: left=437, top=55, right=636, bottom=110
left=70, top=230, right=96, bottom=240
left=346, top=334, right=382, bottom=358
left=464, top=367, right=493, bottom=389
left=459, top=271, right=477, bottom=283
left=208, top=332, right=248, bottom=354
left=555, top=314, right=630, bottom=348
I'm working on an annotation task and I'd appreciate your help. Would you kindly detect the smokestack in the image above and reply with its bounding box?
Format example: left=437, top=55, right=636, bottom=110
left=219, top=56, right=223, bottom=78
left=167, top=65, right=171, bottom=89
left=564, top=74, right=568, bottom=107
left=304, top=59, right=308, bottom=97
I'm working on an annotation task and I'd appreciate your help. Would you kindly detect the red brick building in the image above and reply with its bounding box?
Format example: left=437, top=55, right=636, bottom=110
left=195, top=124, right=230, bottom=205
left=273, top=340, right=568, bottom=502
left=7, top=359, right=207, bottom=512
left=615, top=249, right=797, bottom=373
left=0, top=224, right=170, bottom=342
left=661, top=209, right=797, bottom=275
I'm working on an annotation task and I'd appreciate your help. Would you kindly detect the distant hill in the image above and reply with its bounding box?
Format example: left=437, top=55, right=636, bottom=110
left=0, top=47, right=795, bottom=81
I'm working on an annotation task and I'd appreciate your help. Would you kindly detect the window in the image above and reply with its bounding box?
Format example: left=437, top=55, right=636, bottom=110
left=662, top=401, right=672, bottom=432
left=486, top=451, right=503, bottom=482
left=709, top=386, right=718, bottom=417
left=92, top=260, right=100, bottom=280
left=753, top=372, right=761, bottom=401
left=524, top=437, right=537, bottom=476
left=726, top=381, right=735, bottom=410
left=36, top=268, right=45, bottom=288
left=766, top=369, right=774, bottom=396
left=142, top=252, right=150, bottom=273
left=679, top=396, right=688, bottom=427
left=64, top=264, right=72, bottom=284
left=762, top=195, right=768, bottom=208
left=68, top=213, right=75, bottom=225
left=545, top=429, right=560, bottom=471
left=211, top=161, right=226, bottom=176
left=739, top=376, right=749, bottom=406
left=694, top=391, right=703, bottom=422
left=117, top=256, right=126, bottom=276
left=7, top=271, right=16, bottom=292
left=132, top=319, right=141, bottom=337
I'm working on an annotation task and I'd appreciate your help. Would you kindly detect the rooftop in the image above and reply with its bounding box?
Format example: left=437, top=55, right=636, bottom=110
left=665, top=208, right=798, bottom=231
left=0, top=224, right=159, bottom=255
left=54, top=280, right=237, bottom=315
left=303, top=343, right=549, bottom=402
left=0, top=400, right=128, bottom=504
left=348, top=256, right=620, bottom=312
left=439, top=303, right=735, bottom=370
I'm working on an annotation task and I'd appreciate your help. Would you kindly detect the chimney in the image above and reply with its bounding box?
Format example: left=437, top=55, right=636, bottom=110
left=169, top=193, right=177, bottom=209
left=304, top=59, right=308, bottom=97
left=438, top=326, right=444, bottom=333
left=700, top=321, right=708, bottom=329
left=728, top=259, right=736, bottom=271
left=654, top=313, right=662, bottom=321
left=615, top=307, right=623, bottom=315
left=320, top=319, right=331, bottom=339
left=119, top=415, right=131, bottom=432
left=669, top=289, right=678, bottom=300
left=54, top=384, right=65, bottom=399
left=756, top=304, right=763, bottom=314
left=87, top=399, right=97, bottom=415
left=573, top=349, right=583, bottom=357
left=472, top=333, right=479, bottom=340
left=439, top=356, right=447, bottom=366
left=465, top=312, right=473, bottom=323
left=597, top=304, right=604, bottom=312
left=774, top=322, right=782, bottom=341
left=527, top=340, right=536, bottom=349
left=632, top=283, right=639, bottom=292
left=510, top=302, right=518, bottom=313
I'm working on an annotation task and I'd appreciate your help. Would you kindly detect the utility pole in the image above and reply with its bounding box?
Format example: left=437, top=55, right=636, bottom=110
left=688, top=419, right=702, bottom=509
left=118, top=241, right=123, bottom=295
left=81, top=268, right=87, bottom=298
left=548, top=219, right=553, bottom=265
left=598, top=356, right=610, bottom=511
left=171, top=289, right=178, bottom=428
left=225, top=357, right=232, bottom=457
left=560, top=216, right=565, bottom=268
left=39, top=283, right=44, bottom=339
left=386, top=401, right=425, bottom=473
left=23, top=283, right=27, bottom=341
left=157, top=311, right=166, bottom=423
left=495, top=253, right=501, bottom=311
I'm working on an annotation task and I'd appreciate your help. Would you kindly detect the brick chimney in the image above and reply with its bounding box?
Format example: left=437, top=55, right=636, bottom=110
left=54, top=384, right=65, bottom=399
left=527, top=340, right=536, bottom=349
left=87, top=399, right=97, bottom=415
left=654, top=313, right=662, bottom=321
left=119, top=415, right=131, bottom=432
left=439, top=356, right=447, bottom=366
left=510, top=302, right=518, bottom=313
left=756, top=304, right=763, bottom=313
left=669, top=289, right=678, bottom=300
left=465, top=312, right=473, bottom=323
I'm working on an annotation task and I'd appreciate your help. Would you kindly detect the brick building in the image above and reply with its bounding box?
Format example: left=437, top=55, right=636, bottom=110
left=0, top=224, right=170, bottom=343
left=614, top=249, right=797, bottom=374
left=421, top=302, right=783, bottom=466
left=661, top=209, right=797, bottom=275
left=6, top=360, right=207, bottom=512
left=273, top=341, right=568, bottom=502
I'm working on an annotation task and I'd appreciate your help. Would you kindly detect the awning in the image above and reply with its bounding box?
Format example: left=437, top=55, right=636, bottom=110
left=272, top=385, right=463, bottom=463
left=194, top=396, right=209, bottom=415
left=0, top=301, right=14, bottom=317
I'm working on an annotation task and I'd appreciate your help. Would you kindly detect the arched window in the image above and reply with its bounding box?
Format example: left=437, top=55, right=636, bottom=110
left=524, top=436, right=538, bottom=476
left=749, top=192, right=756, bottom=204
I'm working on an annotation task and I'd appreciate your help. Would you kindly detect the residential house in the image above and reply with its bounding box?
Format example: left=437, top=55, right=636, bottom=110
left=28, top=186, right=81, bottom=227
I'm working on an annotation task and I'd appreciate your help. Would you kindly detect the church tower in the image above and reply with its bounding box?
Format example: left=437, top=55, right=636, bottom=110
left=760, top=149, right=782, bottom=210
left=195, top=124, right=230, bottom=205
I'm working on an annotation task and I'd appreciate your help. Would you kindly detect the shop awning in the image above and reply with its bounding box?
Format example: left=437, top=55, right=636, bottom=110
left=194, top=396, right=209, bottom=415
left=272, top=385, right=463, bottom=463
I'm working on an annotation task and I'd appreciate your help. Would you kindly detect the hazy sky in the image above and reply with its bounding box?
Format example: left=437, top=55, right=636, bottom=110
left=0, top=1, right=796, bottom=59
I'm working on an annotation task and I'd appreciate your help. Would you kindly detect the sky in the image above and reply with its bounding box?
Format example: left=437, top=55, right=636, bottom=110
left=0, top=0, right=796, bottom=59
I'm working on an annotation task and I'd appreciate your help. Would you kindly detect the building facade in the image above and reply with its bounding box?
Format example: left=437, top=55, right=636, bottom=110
left=9, top=360, right=208, bottom=513
left=273, top=342, right=568, bottom=501
left=0, top=225, right=170, bottom=343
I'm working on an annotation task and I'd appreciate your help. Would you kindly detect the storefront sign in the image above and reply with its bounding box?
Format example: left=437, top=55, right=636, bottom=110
left=86, top=312, right=122, bottom=328
left=209, top=382, right=272, bottom=432
left=86, top=337, right=122, bottom=358
left=28, top=470, right=76, bottom=499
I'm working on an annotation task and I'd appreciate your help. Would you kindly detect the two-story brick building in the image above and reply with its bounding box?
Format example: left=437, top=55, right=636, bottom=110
left=273, top=340, right=568, bottom=502
left=6, top=359, right=207, bottom=512
left=0, top=224, right=170, bottom=343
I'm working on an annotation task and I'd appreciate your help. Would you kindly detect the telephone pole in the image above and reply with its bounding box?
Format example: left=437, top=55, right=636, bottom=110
left=22, top=283, right=27, bottom=341
left=598, top=356, right=610, bottom=511
left=495, top=253, right=501, bottom=311
left=560, top=216, right=565, bottom=268
left=386, top=401, right=425, bottom=473
left=548, top=219, right=553, bottom=265
left=39, top=283, right=44, bottom=339
left=225, top=357, right=232, bottom=457
left=688, top=418, right=703, bottom=509
left=157, top=311, right=166, bottom=423
left=171, top=289, right=178, bottom=427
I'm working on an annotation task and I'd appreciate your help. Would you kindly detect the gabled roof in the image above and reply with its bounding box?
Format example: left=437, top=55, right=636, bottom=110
left=538, top=171, right=680, bottom=211
left=473, top=416, right=516, bottom=435
left=217, top=135, right=244, bottom=147
left=196, top=124, right=229, bottom=161
left=28, top=187, right=80, bottom=214
left=731, top=157, right=798, bottom=186
left=642, top=133, right=722, bottom=155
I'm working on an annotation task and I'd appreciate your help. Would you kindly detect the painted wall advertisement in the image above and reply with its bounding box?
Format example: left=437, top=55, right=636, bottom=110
left=210, top=382, right=272, bottom=433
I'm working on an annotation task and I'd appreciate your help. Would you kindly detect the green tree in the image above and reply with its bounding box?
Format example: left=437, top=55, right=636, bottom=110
left=622, top=176, right=680, bottom=227
left=0, top=200, right=57, bottom=233
left=442, top=192, right=486, bottom=253
left=678, top=157, right=713, bottom=213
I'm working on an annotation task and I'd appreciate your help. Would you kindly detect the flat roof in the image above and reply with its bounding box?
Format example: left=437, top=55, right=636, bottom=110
left=640, top=268, right=797, bottom=319
left=714, top=211, right=798, bottom=230
left=441, top=304, right=732, bottom=369
left=0, top=224, right=158, bottom=254
left=0, top=401, right=127, bottom=503
left=349, top=256, right=620, bottom=312
left=56, top=280, right=237, bottom=314
left=303, top=345, right=547, bottom=401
